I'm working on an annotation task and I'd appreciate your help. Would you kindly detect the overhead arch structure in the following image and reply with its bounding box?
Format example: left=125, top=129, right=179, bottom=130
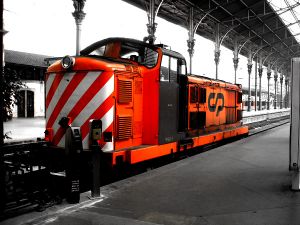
left=123, top=0, right=300, bottom=73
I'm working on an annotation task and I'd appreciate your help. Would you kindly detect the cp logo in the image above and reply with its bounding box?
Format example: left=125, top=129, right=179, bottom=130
left=208, top=93, right=224, bottom=116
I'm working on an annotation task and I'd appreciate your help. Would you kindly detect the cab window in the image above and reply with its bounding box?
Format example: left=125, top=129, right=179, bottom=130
left=160, top=55, right=170, bottom=82
left=178, top=59, right=187, bottom=75
left=87, top=41, right=158, bottom=68
left=170, top=57, right=177, bottom=82
left=160, top=55, right=185, bottom=82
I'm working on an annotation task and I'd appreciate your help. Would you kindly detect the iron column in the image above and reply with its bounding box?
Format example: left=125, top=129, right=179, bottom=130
left=247, top=63, right=252, bottom=112
left=233, top=37, right=239, bottom=84
left=72, top=0, right=86, bottom=56
left=254, top=59, right=257, bottom=111
left=145, top=0, right=157, bottom=45
left=280, top=74, right=283, bottom=109
left=258, top=67, right=263, bottom=111
left=0, top=0, right=4, bottom=213
left=187, top=7, right=195, bottom=74
left=287, top=76, right=290, bottom=108
left=267, top=68, right=271, bottom=110
left=274, top=70, right=278, bottom=110
left=214, top=23, right=220, bottom=80
left=285, top=77, right=288, bottom=108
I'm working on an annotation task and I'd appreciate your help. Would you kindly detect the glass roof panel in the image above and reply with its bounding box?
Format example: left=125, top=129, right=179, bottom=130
left=280, top=11, right=296, bottom=24
left=289, top=23, right=300, bottom=34
left=268, top=0, right=300, bottom=42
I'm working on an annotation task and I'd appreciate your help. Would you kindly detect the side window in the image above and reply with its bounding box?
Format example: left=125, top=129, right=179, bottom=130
left=90, top=45, right=106, bottom=56
left=237, top=92, right=242, bottom=104
left=170, top=57, right=177, bottom=82
left=160, top=55, right=181, bottom=82
left=160, top=55, right=170, bottom=82
left=199, top=88, right=206, bottom=103
left=178, top=59, right=187, bottom=75
left=190, top=86, right=199, bottom=103
left=143, top=48, right=158, bottom=67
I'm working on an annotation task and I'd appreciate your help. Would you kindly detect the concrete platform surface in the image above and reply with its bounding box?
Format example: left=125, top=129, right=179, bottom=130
left=2, top=123, right=299, bottom=225
left=3, top=117, right=45, bottom=143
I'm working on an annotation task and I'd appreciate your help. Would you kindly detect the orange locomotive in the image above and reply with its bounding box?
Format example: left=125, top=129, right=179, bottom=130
left=45, top=37, right=248, bottom=167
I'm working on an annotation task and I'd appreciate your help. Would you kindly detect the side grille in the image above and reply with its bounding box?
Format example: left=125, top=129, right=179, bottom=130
left=237, top=110, right=242, bottom=122
left=189, top=112, right=206, bottom=130
left=118, top=79, right=132, bottom=103
left=117, top=116, right=132, bottom=139
left=226, top=108, right=236, bottom=124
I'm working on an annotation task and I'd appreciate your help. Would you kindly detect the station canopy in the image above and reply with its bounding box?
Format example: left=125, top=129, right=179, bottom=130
left=123, top=0, right=300, bottom=73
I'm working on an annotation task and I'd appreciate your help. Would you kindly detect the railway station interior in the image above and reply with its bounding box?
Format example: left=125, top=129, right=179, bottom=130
left=1, top=0, right=300, bottom=224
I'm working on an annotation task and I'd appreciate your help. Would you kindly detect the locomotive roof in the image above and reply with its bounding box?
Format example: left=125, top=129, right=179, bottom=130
left=188, top=74, right=241, bottom=91
left=161, top=48, right=185, bottom=60
left=80, top=37, right=185, bottom=60
left=80, top=37, right=159, bottom=55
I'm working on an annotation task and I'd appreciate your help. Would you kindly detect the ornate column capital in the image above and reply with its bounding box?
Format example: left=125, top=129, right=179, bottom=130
left=72, top=0, right=86, bottom=25
left=187, top=38, right=195, bottom=56
left=214, top=50, right=220, bottom=65
left=233, top=57, right=239, bottom=70
left=146, top=23, right=157, bottom=44
left=274, top=73, right=278, bottom=82
left=258, top=68, right=263, bottom=77
left=247, top=63, right=253, bottom=74
left=72, top=11, right=86, bottom=25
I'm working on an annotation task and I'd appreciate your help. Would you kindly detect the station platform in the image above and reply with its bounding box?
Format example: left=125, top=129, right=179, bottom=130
left=3, top=117, right=45, bottom=143
left=2, top=123, right=299, bottom=225
left=3, top=108, right=290, bottom=143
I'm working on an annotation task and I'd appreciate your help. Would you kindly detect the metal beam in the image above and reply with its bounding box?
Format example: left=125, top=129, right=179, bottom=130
left=239, top=0, right=295, bottom=55
left=210, top=0, right=285, bottom=59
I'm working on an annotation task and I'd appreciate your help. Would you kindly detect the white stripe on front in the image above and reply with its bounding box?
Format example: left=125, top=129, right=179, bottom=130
left=45, top=73, right=56, bottom=97
left=46, top=72, right=76, bottom=123
left=52, top=72, right=100, bottom=136
left=81, top=106, right=114, bottom=150
left=102, top=140, right=114, bottom=152
left=57, top=75, right=114, bottom=148
left=101, top=106, right=114, bottom=131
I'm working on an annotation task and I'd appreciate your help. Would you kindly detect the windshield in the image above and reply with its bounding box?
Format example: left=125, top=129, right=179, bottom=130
left=87, top=40, right=159, bottom=68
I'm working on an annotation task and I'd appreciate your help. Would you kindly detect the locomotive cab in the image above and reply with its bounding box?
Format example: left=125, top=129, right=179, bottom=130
left=158, top=49, right=187, bottom=144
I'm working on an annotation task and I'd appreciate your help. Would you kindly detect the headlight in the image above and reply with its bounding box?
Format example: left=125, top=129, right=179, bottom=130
left=61, top=55, right=75, bottom=69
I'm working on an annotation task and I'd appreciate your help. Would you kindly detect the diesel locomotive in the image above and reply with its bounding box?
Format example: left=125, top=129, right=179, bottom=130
left=45, top=37, right=248, bottom=167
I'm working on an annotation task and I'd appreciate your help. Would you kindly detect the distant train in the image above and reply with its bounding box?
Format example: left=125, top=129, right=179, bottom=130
left=45, top=37, right=248, bottom=168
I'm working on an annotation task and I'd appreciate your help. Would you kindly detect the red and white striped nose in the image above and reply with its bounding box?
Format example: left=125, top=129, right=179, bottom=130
left=45, top=70, right=115, bottom=151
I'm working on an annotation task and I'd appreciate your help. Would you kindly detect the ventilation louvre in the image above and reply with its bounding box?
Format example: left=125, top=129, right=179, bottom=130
left=237, top=109, right=242, bottom=122
left=117, top=116, right=132, bottom=140
left=118, top=79, right=132, bottom=103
